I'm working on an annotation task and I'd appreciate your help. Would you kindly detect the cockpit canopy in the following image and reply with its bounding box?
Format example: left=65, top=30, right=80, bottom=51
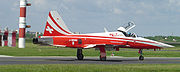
left=119, top=31, right=137, bottom=38
left=126, top=32, right=137, bottom=38
left=117, top=27, right=126, bottom=32
left=117, top=22, right=137, bottom=38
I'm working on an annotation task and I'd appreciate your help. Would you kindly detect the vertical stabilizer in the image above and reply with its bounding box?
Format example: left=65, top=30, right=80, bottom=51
left=43, top=11, right=73, bottom=36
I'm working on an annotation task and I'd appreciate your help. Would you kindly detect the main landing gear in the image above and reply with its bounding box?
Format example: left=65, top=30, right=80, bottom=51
left=77, top=48, right=84, bottom=60
left=99, top=47, right=106, bottom=61
left=139, top=49, right=144, bottom=61
left=76, top=47, right=107, bottom=61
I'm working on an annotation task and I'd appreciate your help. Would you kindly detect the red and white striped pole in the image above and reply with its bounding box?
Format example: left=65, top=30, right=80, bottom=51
left=19, top=0, right=31, bottom=48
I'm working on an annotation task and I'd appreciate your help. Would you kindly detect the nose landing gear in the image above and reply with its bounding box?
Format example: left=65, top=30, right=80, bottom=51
left=139, top=49, right=144, bottom=61
left=139, top=55, right=144, bottom=60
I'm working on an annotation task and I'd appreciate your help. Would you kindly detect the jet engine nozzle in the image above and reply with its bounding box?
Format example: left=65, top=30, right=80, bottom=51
left=33, top=38, right=53, bottom=45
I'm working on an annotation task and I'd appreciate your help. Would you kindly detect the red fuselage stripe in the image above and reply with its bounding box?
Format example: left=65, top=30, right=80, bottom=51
left=53, top=36, right=162, bottom=49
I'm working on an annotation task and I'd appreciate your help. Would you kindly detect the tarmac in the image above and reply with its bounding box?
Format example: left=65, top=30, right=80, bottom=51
left=0, top=56, right=180, bottom=65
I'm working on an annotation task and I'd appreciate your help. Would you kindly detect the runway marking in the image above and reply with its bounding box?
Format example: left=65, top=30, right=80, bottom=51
left=0, top=55, right=13, bottom=57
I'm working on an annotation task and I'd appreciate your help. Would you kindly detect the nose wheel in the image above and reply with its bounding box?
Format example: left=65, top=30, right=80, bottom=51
left=139, top=49, right=144, bottom=61
left=139, top=55, right=144, bottom=60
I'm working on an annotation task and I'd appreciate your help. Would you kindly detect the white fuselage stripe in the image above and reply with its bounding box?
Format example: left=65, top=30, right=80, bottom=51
left=136, top=41, right=161, bottom=47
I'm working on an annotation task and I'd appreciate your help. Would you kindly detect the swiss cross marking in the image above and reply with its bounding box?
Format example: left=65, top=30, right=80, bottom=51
left=46, top=26, right=54, bottom=34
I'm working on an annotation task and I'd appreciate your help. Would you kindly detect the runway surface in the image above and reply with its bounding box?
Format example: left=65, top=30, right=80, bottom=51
left=0, top=56, right=180, bottom=65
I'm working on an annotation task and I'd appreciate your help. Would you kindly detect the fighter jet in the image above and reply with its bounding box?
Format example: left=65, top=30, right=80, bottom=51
left=33, top=11, right=174, bottom=61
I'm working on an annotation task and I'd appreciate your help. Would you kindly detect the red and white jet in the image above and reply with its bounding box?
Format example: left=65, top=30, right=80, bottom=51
left=33, top=11, right=174, bottom=61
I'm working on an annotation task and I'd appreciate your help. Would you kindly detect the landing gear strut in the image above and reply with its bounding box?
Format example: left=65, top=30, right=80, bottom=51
left=139, top=49, right=144, bottom=61
left=99, top=47, right=106, bottom=61
left=77, top=48, right=84, bottom=60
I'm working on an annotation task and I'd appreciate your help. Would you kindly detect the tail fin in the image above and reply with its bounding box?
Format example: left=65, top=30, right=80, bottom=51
left=43, top=11, right=73, bottom=36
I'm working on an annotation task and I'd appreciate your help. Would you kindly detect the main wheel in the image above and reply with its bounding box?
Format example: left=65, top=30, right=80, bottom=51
left=77, top=54, right=84, bottom=60
left=139, top=55, right=144, bottom=61
left=100, top=56, right=106, bottom=61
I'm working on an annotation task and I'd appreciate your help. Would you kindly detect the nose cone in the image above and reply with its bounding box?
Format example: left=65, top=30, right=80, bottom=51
left=158, top=42, right=175, bottom=48
left=138, top=37, right=175, bottom=48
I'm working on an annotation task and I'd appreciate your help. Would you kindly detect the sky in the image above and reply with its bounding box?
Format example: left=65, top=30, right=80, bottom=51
left=0, top=0, right=180, bottom=36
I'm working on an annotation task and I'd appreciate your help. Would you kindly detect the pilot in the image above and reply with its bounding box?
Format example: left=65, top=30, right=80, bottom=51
left=127, top=32, right=131, bottom=37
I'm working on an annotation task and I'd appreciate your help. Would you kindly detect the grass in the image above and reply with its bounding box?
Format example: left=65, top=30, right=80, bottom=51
left=0, top=64, right=180, bottom=72
left=145, top=36, right=180, bottom=42
left=0, top=39, right=180, bottom=57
